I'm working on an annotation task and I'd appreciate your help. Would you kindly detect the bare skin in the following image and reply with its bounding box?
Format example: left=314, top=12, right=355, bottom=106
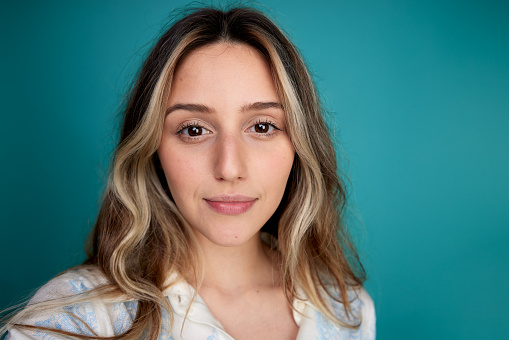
left=193, top=231, right=298, bottom=340
left=160, top=42, right=298, bottom=339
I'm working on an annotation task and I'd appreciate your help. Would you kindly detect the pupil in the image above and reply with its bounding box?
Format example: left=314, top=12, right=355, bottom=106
left=189, top=126, right=202, bottom=136
left=255, top=123, right=268, bottom=133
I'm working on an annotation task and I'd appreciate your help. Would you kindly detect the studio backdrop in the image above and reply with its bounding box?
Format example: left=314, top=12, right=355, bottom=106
left=1, top=1, right=508, bottom=339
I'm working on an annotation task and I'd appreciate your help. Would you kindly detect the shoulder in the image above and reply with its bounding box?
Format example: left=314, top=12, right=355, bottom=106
left=29, top=266, right=108, bottom=303
left=352, top=287, right=376, bottom=338
left=6, top=267, right=137, bottom=340
left=325, top=285, right=376, bottom=339
left=296, top=284, right=376, bottom=339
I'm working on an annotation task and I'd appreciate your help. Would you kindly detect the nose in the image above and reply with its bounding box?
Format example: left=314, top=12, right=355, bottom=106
left=213, top=133, right=247, bottom=182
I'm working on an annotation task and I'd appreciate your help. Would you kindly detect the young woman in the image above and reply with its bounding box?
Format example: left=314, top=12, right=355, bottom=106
left=2, top=6, right=375, bottom=340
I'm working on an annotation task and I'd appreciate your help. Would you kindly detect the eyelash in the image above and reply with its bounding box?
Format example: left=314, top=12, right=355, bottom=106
left=176, top=121, right=209, bottom=136
left=176, top=120, right=282, bottom=140
left=249, top=119, right=282, bottom=136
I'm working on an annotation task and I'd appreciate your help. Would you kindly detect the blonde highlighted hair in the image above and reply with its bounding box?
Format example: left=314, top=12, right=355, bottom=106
left=3, top=6, right=365, bottom=339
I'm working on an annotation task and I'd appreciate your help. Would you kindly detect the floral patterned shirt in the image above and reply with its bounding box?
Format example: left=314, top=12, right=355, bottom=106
left=7, top=268, right=375, bottom=339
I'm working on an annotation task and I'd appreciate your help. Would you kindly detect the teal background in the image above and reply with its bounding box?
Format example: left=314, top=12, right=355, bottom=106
left=1, top=0, right=508, bottom=338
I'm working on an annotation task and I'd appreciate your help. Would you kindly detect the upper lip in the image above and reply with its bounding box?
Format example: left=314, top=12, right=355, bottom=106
left=205, top=195, right=257, bottom=202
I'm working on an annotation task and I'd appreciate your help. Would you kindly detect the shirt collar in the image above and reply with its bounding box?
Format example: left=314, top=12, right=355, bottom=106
left=163, top=273, right=316, bottom=328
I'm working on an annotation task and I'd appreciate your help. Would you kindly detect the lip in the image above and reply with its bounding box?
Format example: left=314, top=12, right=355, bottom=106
left=204, top=195, right=257, bottom=215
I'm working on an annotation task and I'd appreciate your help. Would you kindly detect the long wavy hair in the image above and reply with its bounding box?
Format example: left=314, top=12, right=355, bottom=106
left=3, top=6, right=365, bottom=340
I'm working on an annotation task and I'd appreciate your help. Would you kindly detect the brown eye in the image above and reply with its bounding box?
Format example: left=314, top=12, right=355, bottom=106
left=254, top=123, right=269, bottom=133
left=247, top=121, right=279, bottom=135
left=247, top=121, right=281, bottom=137
left=179, top=124, right=211, bottom=138
left=188, top=126, right=203, bottom=136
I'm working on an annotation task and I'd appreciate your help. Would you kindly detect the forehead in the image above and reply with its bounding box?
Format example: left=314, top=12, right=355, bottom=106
left=168, top=42, right=279, bottom=107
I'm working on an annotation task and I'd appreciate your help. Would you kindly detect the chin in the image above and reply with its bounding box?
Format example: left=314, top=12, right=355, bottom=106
left=194, top=226, right=260, bottom=248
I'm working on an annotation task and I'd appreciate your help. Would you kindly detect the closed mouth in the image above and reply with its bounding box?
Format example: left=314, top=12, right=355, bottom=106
left=204, top=195, right=257, bottom=215
left=205, top=195, right=257, bottom=203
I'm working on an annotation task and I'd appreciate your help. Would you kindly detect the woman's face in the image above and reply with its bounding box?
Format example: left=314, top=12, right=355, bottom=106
left=158, top=42, right=294, bottom=248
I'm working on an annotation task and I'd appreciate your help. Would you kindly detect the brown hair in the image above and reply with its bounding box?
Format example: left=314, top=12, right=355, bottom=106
left=3, top=6, right=365, bottom=340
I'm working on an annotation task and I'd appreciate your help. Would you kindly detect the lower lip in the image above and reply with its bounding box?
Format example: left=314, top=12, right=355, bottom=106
left=205, top=200, right=256, bottom=215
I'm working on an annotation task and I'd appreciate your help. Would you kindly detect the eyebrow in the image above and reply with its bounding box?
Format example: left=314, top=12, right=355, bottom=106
left=241, top=101, right=283, bottom=112
left=165, top=103, right=213, bottom=116
left=165, top=101, right=283, bottom=116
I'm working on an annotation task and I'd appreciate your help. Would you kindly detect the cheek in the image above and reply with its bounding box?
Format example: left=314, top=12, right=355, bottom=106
left=259, top=143, right=295, bottom=188
left=159, top=149, right=203, bottom=201
left=277, top=139, right=295, bottom=169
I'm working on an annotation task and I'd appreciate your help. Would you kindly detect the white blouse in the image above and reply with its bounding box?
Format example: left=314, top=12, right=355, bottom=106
left=7, top=268, right=376, bottom=339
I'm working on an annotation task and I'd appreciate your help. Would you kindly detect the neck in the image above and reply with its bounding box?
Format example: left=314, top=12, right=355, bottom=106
left=191, top=232, right=280, bottom=291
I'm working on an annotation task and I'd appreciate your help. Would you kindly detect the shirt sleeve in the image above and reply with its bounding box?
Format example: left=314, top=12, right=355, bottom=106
left=358, top=288, right=376, bottom=339
left=5, top=269, right=135, bottom=340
